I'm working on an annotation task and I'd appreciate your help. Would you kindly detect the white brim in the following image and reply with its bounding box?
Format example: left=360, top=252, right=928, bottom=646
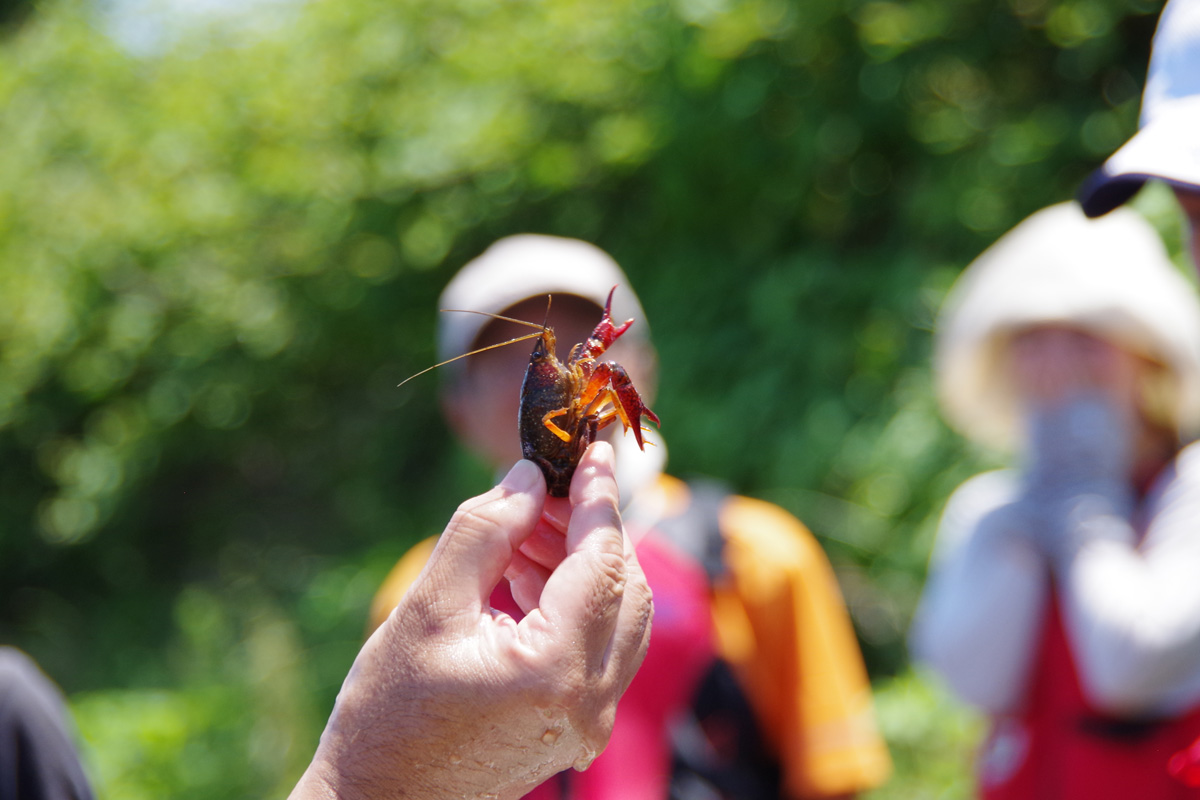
left=1079, top=96, right=1200, bottom=218
left=936, top=201, right=1200, bottom=450
left=436, top=235, right=646, bottom=362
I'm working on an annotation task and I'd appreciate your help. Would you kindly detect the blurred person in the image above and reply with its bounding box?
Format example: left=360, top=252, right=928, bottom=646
left=1079, top=0, right=1200, bottom=261
left=369, top=235, right=891, bottom=800
left=291, top=443, right=654, bottom=800
left=910, top=201, right=1200, bottom=799
left=0, top=647, right=94, bottom=800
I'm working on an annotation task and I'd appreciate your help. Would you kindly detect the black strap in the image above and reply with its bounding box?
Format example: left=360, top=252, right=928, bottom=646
left=654, top=481, right=782, bottom=800
left=653, top=478, right=730, bottom=584
left=670, top=660, right=783, bottom=800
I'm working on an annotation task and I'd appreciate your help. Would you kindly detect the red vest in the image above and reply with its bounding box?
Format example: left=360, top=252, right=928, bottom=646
left=980, top=594, right=1200, bottom=800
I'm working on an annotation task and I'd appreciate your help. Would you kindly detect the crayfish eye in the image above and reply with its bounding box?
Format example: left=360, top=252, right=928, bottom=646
left=531, top=332, right=553, bottom=357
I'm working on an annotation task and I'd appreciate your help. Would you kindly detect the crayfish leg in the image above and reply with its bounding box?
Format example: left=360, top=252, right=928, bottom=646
left=579, top=361, right=659, bottom=450
left=592, top=406, right=661, bottom=447
left=541, top=408, right=573, bottom=444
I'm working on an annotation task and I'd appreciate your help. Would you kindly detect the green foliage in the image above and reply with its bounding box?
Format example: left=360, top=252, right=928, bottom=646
left=70, top=585, right=327, bottom=798
left=866, top=669, right=985, bottom=800
left=0, top=0, right=1168, bottom=794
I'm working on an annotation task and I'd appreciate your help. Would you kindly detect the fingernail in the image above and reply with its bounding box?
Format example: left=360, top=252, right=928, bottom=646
left=541, top=507, right=568, bottom=532
left=589, top=440, right=614, bottom=465
left=500, top=459, right=541, bottom=493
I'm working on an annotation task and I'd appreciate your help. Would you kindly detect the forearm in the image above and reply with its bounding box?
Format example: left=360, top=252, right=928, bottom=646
left=1057, top=511, right=1200, bottom=712
left=912, top=488, right=1047, bottom=712
left=1037, top=426, right=1200, bottom=711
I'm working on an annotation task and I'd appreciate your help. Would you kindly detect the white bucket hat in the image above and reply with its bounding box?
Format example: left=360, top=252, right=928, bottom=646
left=436, top=234, right=648, bottom=362
left=1079, top=0, right=1200, bottom=217
left=436, top=234, right=665, bottom=502
left=936, top=201, right=1200, bottom=450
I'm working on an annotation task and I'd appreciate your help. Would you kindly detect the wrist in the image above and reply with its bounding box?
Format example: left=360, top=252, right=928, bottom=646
left=289, top=763, right=340, bottom=800
left=295, top=742, right=448, bottom=800
left=305, top=698, right=547, bottom=800
left=1049, top=492, right=1136, bottom=567
left=297, top=678, right=446, bottom=800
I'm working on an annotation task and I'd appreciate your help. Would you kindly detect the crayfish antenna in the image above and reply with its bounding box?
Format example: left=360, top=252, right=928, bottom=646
left=437, top=308, right=548, bottom=331
left=396, top=308, right=547, bottom=388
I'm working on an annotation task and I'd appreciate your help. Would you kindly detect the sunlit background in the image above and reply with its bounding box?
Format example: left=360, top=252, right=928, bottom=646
left=0, top=0, right=1188, bottom=795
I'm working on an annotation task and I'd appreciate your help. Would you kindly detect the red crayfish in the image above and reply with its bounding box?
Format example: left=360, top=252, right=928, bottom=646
left=399, top=286, right=660, bottom=496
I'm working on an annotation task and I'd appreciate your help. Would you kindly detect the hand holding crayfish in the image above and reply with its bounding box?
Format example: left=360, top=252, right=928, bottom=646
left=293, top=442, right=653, bottom=800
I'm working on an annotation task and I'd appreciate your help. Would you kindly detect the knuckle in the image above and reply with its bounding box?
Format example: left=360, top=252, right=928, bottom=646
left=446, top=492, right=506, bottom=541
left=588, top=547, right=629, bottom=605
left=444, top=507, right=490, bottom=546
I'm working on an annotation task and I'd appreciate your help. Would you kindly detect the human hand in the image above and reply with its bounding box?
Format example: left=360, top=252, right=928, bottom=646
left=289, top=442, right=652, bottom=800
left=499, top=487, right=572, bottom=615
left=1011, top=327, right=1137, bottom=486
left=1005, top=327, right=1140, bottom=562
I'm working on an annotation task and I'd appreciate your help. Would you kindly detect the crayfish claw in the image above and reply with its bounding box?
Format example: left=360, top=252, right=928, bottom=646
left=583, top=287, right=635, bottom=359
left=611, top=377, right=658, bottom=451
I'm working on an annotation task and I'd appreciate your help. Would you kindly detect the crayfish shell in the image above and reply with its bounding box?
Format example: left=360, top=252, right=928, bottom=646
left=518, top=333, right=591, bottom=497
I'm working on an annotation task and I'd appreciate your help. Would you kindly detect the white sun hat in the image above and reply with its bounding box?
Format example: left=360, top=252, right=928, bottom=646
left=436, top=234, right=648, bottom=362
left=1079, top=0, right=1200, bottom=217
left=936, top=201, right=1200, bottom=450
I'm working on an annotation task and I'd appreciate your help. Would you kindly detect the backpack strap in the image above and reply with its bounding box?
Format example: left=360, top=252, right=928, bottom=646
left=652, top=478, right=730, bottom=584
left=652, top=479, right=783, bottom=800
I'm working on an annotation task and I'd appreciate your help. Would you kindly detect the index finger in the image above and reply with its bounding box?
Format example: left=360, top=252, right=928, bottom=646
left=407, top=460, right=547, bottom=626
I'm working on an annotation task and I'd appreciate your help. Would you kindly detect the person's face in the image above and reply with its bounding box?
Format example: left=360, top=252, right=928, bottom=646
left=442, top=294, right=656, bottom=470
left=1008, top=325, right=1148, bottom=421
left=1174, top=187, right=1200, bottom=272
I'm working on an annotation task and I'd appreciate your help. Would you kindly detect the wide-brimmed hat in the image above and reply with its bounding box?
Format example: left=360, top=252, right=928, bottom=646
left=437, top=234, right=647, bottom=363
left=1078, top=0, right=1200, bottom=217
left=936, top=201, right=1200, bottom=450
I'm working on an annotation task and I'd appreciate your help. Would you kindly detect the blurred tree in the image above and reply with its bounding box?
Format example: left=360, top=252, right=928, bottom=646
left=0, top=0, right=1170, bottom=795
left=0, top=0, right=33, bottom=28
